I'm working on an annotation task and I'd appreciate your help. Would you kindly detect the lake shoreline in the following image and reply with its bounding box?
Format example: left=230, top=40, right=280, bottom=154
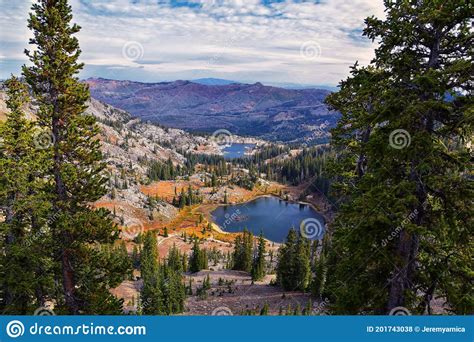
left=208, top=194, right=325, bottom=243
left=213, top=193, right=328, bottom=222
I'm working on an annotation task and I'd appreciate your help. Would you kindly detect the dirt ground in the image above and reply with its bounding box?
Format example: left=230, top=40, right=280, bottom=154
left=112, top=268, right=320, bottom=316
left=109, top=176, right=328, bottom=316
left=185, top=270, right=315, bottom=315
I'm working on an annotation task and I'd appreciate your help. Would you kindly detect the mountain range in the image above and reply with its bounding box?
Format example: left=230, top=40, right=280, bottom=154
left=86, top=78, right=338, bottom=144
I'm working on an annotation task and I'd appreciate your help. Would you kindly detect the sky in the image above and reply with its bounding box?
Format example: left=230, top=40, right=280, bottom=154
left=0, top=0, right=385, bottom=87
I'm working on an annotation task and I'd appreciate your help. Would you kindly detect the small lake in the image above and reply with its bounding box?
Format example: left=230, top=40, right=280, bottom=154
left=222, top=143, right=255, bottom=159
left=211, top=196, right=325, bottom=243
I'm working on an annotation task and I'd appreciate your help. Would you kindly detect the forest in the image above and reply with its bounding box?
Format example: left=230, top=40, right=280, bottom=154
left=0, top=0, right=472, bottom=316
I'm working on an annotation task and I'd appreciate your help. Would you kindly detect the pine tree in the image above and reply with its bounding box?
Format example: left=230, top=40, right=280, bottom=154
left=203, top=274, right=211, bottom=290
left=251, top=232, right=266, bottom=281
left=199, top=248, right=208, bottom=270
left=294, top=232, right=311, bottom=290
left=178, top=188, right=186, bottom=208
left=311, top=251, right=327, bottom=300
left=181, top=253, right=188, bottom=272
left=167, top=243, right=182, bottom=272
left=0, top=76, right=53, bottom=313
left=276, top=229, right=311, bottom=291
left=303, top=299, right=313, bottom=316
left=160, top=263, right=185, bottom=315
left=189, top=239, right=207, bottom=273
left=132, top=244, right=140, bottom=269
left=140, top=231, right=162, bottom=314
left=22, top=0, right=130, bottom=314
left=325, top=0, right=473, bottom=314
left=232, top=229, right=253, bottom=272
left=260, top=302, right=269, bottom=316
left=140, top=237, right=186, bottom=315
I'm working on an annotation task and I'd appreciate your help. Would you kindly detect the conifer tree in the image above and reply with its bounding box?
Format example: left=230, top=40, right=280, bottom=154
left=140, top=234, right=186, bottom=315
left=189, top=239, right=207, bottom=273
left=276, top=229, right=311, bottom=291
left=160, top=264, right=185, bottom=315
left=181, top=253, right=188, bottom=272
left=232, top=229, right=253, bottom=272
left=325, top=0, right=473, bottom=314
left=0, top=76, right=53, bottom=313
left=140, top=231, right=162, bottom=314
left=132, top=244, right=140, bottom=269
left=167, top=243, right=183, bottom=273
left=311, top=251, right=327, bottom=300
left=251, top=232, right=266, bottom=281
left=260, top=302, right=269, bottom=316
left=200, top=248, right=208, bottom=270
left=22, top=0, right=129, bottom=314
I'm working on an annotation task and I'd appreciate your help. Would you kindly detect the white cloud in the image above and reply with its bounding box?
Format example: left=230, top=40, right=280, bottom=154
left=0, top=0, right=385, bottom=85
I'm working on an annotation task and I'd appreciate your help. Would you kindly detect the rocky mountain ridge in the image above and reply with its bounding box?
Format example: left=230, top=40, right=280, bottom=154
left=86, top=78, right=338, bottom=144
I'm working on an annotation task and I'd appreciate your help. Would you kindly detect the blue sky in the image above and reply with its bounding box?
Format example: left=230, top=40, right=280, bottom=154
left=0, top=0, right=384, bottom=87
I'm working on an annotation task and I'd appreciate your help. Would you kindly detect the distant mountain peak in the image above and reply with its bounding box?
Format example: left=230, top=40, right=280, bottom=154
left=86, top=78, right=338, bottom=143
left=192, top=78, right=239, bottom=86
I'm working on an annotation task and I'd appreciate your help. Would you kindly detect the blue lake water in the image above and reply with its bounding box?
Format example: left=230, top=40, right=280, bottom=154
left=222, top=143, right=255, bottom=159
left=211, top=196, right=325, bottom=243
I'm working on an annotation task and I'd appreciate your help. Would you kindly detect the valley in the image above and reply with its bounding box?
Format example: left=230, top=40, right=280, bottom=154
left=0, top=87, right=332, bottom=315
left=86, top=78, right=339, bottom=144
left=0, top=0, right=470, bottom=324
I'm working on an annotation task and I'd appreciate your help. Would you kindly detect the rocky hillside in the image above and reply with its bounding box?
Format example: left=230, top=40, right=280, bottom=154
left=0, top=90, right=223, bottom=225
left=86, top=78, right=339, bottom=144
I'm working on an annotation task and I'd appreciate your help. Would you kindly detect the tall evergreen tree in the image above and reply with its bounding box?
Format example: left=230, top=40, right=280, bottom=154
left=325, top=0, right=473, bottom=314
left=0, top=76, right=53, bottom=313
left=167, top=243, right=184, bottom=273
left=276, top=229, right=311, bottom=291
left=251, top=232, right=266, bottom=281
left=189, top=239, right=207, bottom=273
left=311, top=250, right=327, bottom=300
left=22, top=0, right=129, bottom=314
left=140, top=231, right=162, bottom=314
left=140, top=232, right=185, bottom=315
left=232, top=229, right=253, bottom=272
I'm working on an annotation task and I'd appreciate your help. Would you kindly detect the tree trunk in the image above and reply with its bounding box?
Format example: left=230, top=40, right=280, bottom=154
left=52, top=111, right=79, bottom=314
left=387, top=29, right=441, bottom=314
left=61, top=248, right=79, bottom=314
